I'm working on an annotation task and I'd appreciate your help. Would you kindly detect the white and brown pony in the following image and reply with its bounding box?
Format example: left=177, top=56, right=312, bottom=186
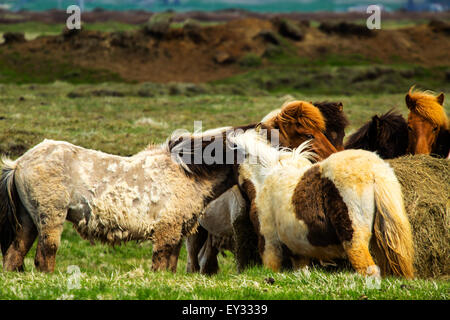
left=230, top=130, right=415, bottom=278
left=186, top=101, right=348, bottom=274
left=0, top=127, right=239, bottom=273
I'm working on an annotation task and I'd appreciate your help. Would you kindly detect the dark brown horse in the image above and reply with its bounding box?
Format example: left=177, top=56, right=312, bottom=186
left=313, top=101, right=349, bottom=151
left=344, top=109, right=409, bottom=159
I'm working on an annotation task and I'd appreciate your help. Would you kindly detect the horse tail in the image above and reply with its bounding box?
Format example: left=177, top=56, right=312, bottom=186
left=372, top=168, right=415, bottom=278
left=0, top=158, right=20, bottom=256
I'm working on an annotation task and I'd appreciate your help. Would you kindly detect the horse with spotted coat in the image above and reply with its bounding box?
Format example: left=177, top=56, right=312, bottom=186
left=230, top=130, right=415, bottom=278
left=0, top=127, right=238, bottom=273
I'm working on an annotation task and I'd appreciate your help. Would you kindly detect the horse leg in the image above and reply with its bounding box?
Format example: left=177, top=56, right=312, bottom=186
left=343, top=230, right=380, bottom=278
left=168, top=241, right=183, bottom=273
left=199, top=234, right=219, bottom=275
left=3, top=208, right=37, bottom=272
left=290, top=255, right=310, bottom=270
left=152, top=241, right=183, bottom=272
left=262, top=239, right=283, bottom=272
left=34, top=209, right=66, bottom=273
left=151, top=243, right=170, bottom=271
left=185, top=226, right=208, bottom=273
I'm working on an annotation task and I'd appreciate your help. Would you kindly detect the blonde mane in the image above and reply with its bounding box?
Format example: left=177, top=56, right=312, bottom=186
left=228, top=130, right=316, bottom=171
left=407, top=87, right=448, bottom=129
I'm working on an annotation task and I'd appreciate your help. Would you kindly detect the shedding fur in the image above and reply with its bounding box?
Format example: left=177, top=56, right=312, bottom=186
left=0, top=129, right=235, bottom=272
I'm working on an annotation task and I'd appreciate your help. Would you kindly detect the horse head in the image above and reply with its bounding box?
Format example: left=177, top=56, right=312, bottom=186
left=259, top=101, right=337, bottom=160
left=405, top=87, right=448, bottom=155
left=312, top=101, right=349, bottom=151
left=344, top=109, right=408, bottom=159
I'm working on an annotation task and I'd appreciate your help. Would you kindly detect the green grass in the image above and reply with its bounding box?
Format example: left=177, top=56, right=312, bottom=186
left=0, top=82, right=449, bottom=300
left=0, top=223, right=448, bottom=300
left=0, top=22, right=142, bottom=41
left=0, top=21, right=221, bottom=42
left=0, top=52, right=124, bottom=84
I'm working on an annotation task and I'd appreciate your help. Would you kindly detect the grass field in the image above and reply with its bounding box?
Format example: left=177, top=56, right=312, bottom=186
left=0, top=21, right=142, bottom=41
left=0, top=82, right=449, bottom=300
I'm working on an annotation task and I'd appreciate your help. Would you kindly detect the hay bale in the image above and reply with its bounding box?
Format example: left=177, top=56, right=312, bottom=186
left=388, top=155, right=449, bottom=279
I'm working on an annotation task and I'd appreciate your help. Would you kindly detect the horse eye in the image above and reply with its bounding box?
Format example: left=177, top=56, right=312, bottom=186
left=407, top=126, right=412, bottom=131
left=305, top=134, right=314, bottom=139
left=433, top=127, right=438, bottom=132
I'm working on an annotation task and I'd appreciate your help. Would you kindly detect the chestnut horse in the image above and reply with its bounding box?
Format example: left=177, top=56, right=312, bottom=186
left=230, top=130, right=415, bottom=278
left=187, top=101, right=348, bottom=274
left=405, top=87, right=449, bottom=156
left=259, top=101, right=338, bottom=159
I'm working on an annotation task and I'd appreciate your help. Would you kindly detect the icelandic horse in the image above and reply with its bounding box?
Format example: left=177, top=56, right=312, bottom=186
left=405, top=87, right=449, bottom=158
left=0, top=127, right=240, bottom=273
left=344, top=109, right=409, bottom=159
left=187, top=101, right=349, bottom=274
left=230, top=130, right=415, bottom=278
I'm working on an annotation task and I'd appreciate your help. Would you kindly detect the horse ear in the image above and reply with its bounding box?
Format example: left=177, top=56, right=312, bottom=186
left=372, top=115, right=380, bottom=129
left=368, top=116, right=379, bottom=149
left=338, top=102, right=343, bottom=112
left=405, top=93, right=415, bottom=110
left=437, top=92, right=445, bottom=105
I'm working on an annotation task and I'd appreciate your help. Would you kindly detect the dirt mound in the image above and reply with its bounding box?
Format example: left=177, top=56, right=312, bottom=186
left=318, top=21, right=374, bottom=38
left=2, top=32, right=26, bottom=44
left=388, top=155, right=449, bottom=279
left=0, top=17, right=449, bottom=83
left=429, top=19, right=450, bottom=35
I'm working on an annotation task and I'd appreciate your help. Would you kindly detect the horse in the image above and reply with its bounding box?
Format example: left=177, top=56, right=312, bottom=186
left=344, top=109, right=409, bottom=159
left=0, top=126, right=241, bottom=273
left=230, top=130, right=415, bottom=278
left=186, top=100, right=349, bottom=274
left=312, top=101, right=349, bottom=151
left=405, top=87, right=449, bottom=157
left=259, top=100, right=339, bottom=159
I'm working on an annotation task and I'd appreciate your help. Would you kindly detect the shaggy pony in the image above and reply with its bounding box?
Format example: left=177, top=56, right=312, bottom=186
left=230, top=130, right=415, bottom=278
left=0, top=127, right=238, bottom=273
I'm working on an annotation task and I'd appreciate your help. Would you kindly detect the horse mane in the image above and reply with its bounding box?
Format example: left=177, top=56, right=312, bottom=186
left=313, top=101, right=349, bottom=135
left=228, top=130, right=316, bottom=171
left=166, top=124, right=258, bottom=177
left=406, top=87, right=448, bottom=129
left=276, top=101, right=326, bottom=133
left=344, top=109, right=408, bottom=159
left=434, top=127, right=450, bottom=158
